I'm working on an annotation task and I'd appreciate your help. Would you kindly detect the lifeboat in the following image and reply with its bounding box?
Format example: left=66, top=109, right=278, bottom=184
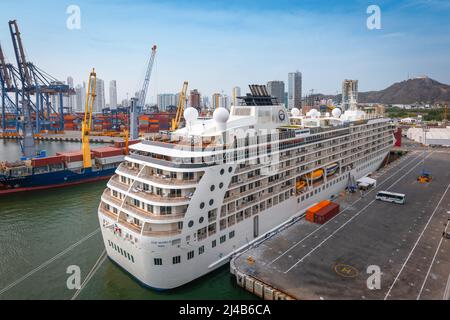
left=326, top=163, right=338, bottom=176
left=296, top=180, right=306, bottom=191
left=306, top=169, right=324, bottom=181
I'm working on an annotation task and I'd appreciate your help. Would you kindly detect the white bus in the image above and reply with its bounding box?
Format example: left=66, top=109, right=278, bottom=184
left=376, top=191, right=406, bottom=204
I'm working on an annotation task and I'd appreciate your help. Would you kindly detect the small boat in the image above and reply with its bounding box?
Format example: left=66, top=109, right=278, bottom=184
left=326, top=163, right=339, bottom=176
left=306, top=169, right=324, bottom=181
left=296, top=180, right=306, bottom=191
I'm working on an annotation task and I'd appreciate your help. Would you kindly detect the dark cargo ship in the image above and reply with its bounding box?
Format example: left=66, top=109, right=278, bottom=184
left=0, top=146, right=125, bottom=194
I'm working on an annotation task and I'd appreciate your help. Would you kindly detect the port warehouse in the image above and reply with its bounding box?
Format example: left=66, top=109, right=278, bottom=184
left=406, top=127, right=450, bottom=146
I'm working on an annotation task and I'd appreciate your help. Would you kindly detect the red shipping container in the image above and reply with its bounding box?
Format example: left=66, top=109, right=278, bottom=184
left=314, top=203, right=340, bottom=224
left=56, top=151, right=85, bottom=162
left=32, top=155, right=64, bottom=167
left=92, top=146, right=123, bottom=158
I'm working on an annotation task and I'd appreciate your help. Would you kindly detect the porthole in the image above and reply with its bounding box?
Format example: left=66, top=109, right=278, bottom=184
left=188, top=220, right=194, bottom=228
left=199, top=217, right=204, bottom=224
left=210, top=185, right=215, bottom=191
left=228, top=167, right=233, bottom=173
left=219, top=182, right=224, bottom=189
left=200, top=202, right=205, bottom=209
left=220, top=169, right=225, bottom=175
left=209, top=199, right=214, bottom=206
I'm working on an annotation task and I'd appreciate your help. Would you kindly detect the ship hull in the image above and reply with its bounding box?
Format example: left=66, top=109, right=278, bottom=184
left=0, top=167, right=116, bottom=195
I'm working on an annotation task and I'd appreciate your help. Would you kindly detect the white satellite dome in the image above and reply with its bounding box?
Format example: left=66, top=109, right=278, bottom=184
left=309, top=109, right=319, bottom=118
left=213, top=107, right=230, bottom=123
left=291, top=107, right=300, bottom=117
left=331, top=108, right=342, bottom=118
left=183, top=107, right=198, bottom=122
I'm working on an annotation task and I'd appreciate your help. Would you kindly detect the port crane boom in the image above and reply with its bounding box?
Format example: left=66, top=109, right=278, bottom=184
left=130, top=45, right=157, bottom=140
left=137, top=45, right=157, bottom=109
left=171, top=81, right=188, bottom=131
left=82, top=69, right=97, bottom=169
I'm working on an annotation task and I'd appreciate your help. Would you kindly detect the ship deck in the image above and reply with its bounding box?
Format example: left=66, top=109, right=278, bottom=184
left=231, top=148, right=450, bottom=300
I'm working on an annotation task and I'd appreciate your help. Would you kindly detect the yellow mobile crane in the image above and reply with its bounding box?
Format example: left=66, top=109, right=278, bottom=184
left=81, top=69, right=97, bottom=169
left=171, top=81, right=189, bottom=131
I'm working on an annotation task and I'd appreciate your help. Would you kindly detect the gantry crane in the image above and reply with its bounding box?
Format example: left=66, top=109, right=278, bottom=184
left=171, top=81, right=188, bottom=131
left=130, top=45, right=157, bottom=140
left=81, top=69, right=97, bottom=169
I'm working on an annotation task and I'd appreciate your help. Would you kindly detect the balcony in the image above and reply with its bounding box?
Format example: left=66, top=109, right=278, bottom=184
left=118, top=219, right=142, bottom=234
left=101, top=189, right=123, bottom=207
left=130, top=188, right=192, bottom=204
left=122, top=202, right=185, bottom=221
left=140, top=171, right=200, bottom=187
left=142, top=230, right=182, bottom=237
left=99, top=206, right=118, bottom=220
left=108, top=175, right=130, bottom=192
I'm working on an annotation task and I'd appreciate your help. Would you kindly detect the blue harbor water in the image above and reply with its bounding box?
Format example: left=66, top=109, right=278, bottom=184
left=0, top=140, right=254, bottom=299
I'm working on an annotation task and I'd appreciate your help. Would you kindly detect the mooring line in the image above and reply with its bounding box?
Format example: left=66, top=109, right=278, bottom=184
left=0, top=228, right=100, bottom=296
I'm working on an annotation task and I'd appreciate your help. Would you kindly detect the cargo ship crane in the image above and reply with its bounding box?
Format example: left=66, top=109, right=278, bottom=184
left=171, top=81, right=188, bottom=131
left=81, top=69, right=97, bottom=169
left=130, top=45, right=157, bottom=140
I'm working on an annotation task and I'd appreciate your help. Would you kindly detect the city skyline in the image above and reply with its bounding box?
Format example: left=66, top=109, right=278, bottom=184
left=0, top=0, right=449, bottom=104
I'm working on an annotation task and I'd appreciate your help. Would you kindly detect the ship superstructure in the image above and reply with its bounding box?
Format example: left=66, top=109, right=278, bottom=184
left=98, top=87, right=394, bottom=289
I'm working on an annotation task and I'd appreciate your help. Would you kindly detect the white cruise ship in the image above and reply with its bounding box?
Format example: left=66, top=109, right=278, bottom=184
left=97, top=86, right=394, bottom=289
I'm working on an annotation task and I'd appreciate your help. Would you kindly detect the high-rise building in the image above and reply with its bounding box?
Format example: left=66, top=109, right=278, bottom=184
left=220, top=95, right=230, bottom=109
left=75, top=84, right=86, bottom=112
left=288, top=71, right=302, bottom=109
left=109, top=80, right=118, bottom=109
left=202, top=96, right=210, bottom=108
left=157, top=94, right=177, bottom=111
left=66, top=76, right=75, bottom=112
left=342, top=79, right=358, bottom=111
left=232, top=87, right=241, bottom=106
left=121, top=99, right=129, bottom=108
left=266, top=81, right=285, bottom=106
left=95, top=78, right=105, bottom=112
left=212, top=93, right=221, bottom=109
left=189, top=89, right=201, bottom=108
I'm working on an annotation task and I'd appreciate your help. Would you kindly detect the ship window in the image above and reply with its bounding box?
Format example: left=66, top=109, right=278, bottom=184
left=188, top=220, right=194, bottom=228
left=173, top=256, right=181, bottom=264
left=210, top=185, right=215, bottom=191
left=187, top=251, right=194, bottom=260
left=219, top=182, right=224, bottom=189
left=199, top=216, right=204, bottom=224
left=220, top=235, right=226, bottom=243
left=154, top=258, right=163, bottom=266
left=220, top=169, right=225, bottom=175
left=228, top=167, right=233, bottom=173
left=127, top=253, right=131, bottom=260
left=131, top=255, right=134, bottom=263
left=212, top=240, right=217, bottom=248
left=200, top=202, right=205, bottom=209
left=199, top=246, right=205, bottom=255
left=209, top=199, right=214, bottom=206
left=229, top=231, right=235, bottom=239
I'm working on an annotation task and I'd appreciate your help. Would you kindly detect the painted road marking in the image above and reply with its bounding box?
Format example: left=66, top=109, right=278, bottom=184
left=384, top=182, right=450, bottom=300
left=443, top=274, right=450, bottom=300
left=267, top=151, right=422, bottom=267
left=284, top=153, right=431, bottom=274
left=416, top=212, right=450, bottom=300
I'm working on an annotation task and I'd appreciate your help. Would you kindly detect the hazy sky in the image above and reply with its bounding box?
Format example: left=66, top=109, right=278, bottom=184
left=1, top=0, right=449, bottom=104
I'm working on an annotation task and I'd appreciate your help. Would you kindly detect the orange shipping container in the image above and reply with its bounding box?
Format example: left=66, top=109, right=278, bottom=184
left=305, top=200, right=331, bottom=222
